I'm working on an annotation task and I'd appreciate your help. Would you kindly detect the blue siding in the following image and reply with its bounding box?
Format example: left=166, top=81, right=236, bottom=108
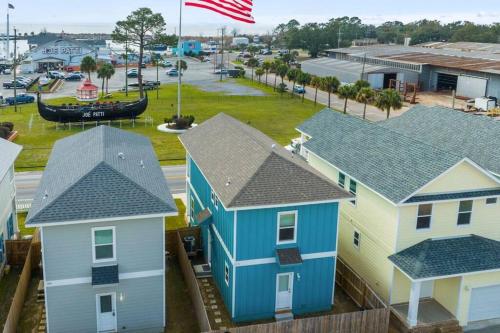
left=209, top=227, right=234, bottom=314
left=234, top=257, right=335, bottom=322
left=189, top=157, right=234, bottom=257
left=236, top=203, right=339, bottom=261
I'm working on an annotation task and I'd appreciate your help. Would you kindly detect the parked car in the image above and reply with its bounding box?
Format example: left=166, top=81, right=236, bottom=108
left=65, top=73, right=83, bottom=81
left=293, top=85, right=306, bottom=94
left=140, top=63, right=147, bottom=69
left=260, top=49, right=272, bottom=55
left=3, top=68, right=12, bottom=75
left=3, top=80, right=27, bottom=89
left=127, top=69, right=139, bottom=78
left=166, top=68, right=180, bottom=76
left=214, top=69, right=228, bottom=75
left=5, top=94, right=35, bottom=105
left=48, top=71, right=65, bottom=79
left=71, top=71, right=86, bottom=79
left=160, top=60, right=173, bottom=67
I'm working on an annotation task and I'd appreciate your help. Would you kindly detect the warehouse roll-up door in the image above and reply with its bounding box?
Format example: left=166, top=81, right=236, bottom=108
left=456, top=75, right=488, bottom=98
left=368, top=73, right=384, bottom=89
left=469, top=285, right=500, bottom=322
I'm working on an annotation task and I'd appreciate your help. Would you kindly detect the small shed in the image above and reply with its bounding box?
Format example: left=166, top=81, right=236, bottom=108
left=76, top=79, right=98, bottom=102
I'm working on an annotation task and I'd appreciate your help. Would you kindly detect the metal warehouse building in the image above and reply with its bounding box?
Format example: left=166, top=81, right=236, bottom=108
left=301, top=44, right=500, bottom=99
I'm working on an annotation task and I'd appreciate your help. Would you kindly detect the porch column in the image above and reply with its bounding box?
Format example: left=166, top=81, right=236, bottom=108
left=407, top=280, right=421, bottom=327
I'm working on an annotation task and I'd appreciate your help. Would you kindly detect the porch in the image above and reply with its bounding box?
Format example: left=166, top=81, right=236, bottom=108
left=391, top=298, right=460, bottom=332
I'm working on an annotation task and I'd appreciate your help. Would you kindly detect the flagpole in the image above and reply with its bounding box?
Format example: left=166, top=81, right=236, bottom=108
left=6, top=6, right=10, bottom=59
left=177, top=0, right=183, bottom=119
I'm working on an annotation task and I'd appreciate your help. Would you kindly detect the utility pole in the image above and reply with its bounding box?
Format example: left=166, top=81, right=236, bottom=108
left=177, top=0, right=183, bottom=118
left=6, top=6, right=10, bottom=59
left=220, top=27, right=225, bottom=82
left=13, top=27, right=17, bottom=112
left=125, top=30, right=128, bottom=97
left=337, top=25, right=342, bottom=49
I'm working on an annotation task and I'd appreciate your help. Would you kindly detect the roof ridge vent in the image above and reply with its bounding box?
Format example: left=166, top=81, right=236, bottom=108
left=140, top=160, right=145, bottom=168
left=43, top=190, right=49, bottom=200
left=118, top=152, right=125, bottom=160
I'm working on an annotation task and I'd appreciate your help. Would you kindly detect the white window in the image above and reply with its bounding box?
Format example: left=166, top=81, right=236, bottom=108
left=224, top=261, right=230, bottom=286
left=486, top=197, right=498, bottom=205
left=416, top=204, right=432, bottom=230
left=338, top=172, right=346, bottom=189
left=210, top=190, right=215, bottom=204
left=457, top=200, right=473, bottom=226
left=353, top=230, right=360, bottom=249
left=214, top=193, right=219, bottom=210
left=186, top=156, right=191, bottom=179
left=349, top=179, right=357, bottom=205
left=92, top=227, right=116, bottom=263
left=277, top=211, right=297, bottom=244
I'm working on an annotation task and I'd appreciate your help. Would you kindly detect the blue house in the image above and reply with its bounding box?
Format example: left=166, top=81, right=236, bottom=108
left=179, top=114, right=351, bottom=322
left=172, top=40, right=202, bottom=56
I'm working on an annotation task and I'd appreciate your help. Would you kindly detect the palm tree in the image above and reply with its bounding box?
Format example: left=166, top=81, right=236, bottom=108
left=310, top=76, right=322, bottom=105
left=297, top=72, right=312, bottom=102
left=271, top=59, right=282, bottom=91
left=80, top=56, right=97, bottom=80
left=276, top=64, right=289, bottom=95
left=356, top=87, right=375, bottom=120
left=337, top=84, right=358, bottom=114
left=255, top=68, right=265, bottom=83
left=262, top=60, right=272, bottom=86
left=354, top=79, right=370, bottom=92
left=103, top=64, right=115, bottom=94
left=286, top=69, right=301, bottom=98
left=97, top=66, right=107, bottom=97
left=375, top=89, right=403, bottom=119
left=321, top=76, right=340, bottom=108
left=175, top=59, right=188, bottom=72
left=247, top=58, right=260, bottom=81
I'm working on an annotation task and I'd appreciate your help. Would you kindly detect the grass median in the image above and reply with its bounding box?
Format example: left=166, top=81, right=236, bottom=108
left=1, top=79, right=323, bottom=171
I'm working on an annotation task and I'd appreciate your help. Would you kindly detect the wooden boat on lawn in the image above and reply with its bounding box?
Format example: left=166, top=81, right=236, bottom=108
left=37, top=93, right=148, bottom=123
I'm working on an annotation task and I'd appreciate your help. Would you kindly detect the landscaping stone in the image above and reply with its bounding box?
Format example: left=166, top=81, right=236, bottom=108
left=211, top=305, right=218, bottom=309
left=215, top=318, right=222, bottom=324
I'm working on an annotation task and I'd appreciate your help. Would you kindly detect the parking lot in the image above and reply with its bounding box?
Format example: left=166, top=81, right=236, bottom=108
left=0, top=57, right=228, bottom=100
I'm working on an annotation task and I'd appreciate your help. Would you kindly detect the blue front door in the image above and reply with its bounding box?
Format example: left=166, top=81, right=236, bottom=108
left=7, top=214, right=14, bottom=239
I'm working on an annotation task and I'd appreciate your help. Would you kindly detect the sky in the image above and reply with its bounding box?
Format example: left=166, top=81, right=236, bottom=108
left=3, top=0, right=500, bottom=36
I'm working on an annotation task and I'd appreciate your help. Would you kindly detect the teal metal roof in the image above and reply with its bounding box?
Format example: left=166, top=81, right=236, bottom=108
left=389, top=235, right=500, bottom=280
left=298, top=109, right=464, bottom=204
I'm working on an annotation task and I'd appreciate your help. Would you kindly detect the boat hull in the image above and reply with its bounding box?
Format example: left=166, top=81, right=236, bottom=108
left=37, top=95, right=148, bottom=123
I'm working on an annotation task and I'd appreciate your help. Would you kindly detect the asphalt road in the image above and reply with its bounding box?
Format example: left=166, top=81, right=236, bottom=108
left=15, top=165, right=187, bottom=201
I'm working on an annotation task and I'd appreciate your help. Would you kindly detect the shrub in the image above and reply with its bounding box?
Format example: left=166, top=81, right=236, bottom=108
left=165, top=114, right=195, bottom=130
left=277, top=83, right=288, bottom=93
left=0, top=126, right=10, bottom=139
left=0, top=122, right=14, bottom=131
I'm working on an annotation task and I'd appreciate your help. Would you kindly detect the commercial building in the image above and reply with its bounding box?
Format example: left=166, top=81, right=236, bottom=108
left=29, top=38, right=96, bottom=72
left=172, top=40, right=202, bottom=56
left=232, top=37, right=249, bottom=47
left=301, top=43, right=500, bottom=99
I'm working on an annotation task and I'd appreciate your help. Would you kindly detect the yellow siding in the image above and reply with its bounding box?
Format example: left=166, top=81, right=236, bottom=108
left=308, top=152, right=398, bottom=301
left=457, top=272, right=500, bottom=326
left=390, top=269, right=411, bottom=304
left=434, top=277, right=461, bottom=316
left=398, top=195, right=500, bottom=250
left=418, top=160, right=498, bottom=195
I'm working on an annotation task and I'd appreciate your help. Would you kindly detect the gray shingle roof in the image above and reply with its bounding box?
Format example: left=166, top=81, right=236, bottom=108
left=26, top=126, right=176, bottom=225
left=388, top=235, right=500, bottom=280
left=180, top=113, right=351, bottom=208
left=298, top=109, right=464, bottom=204
left=0, top=138, right=22, bottom=181
left=405, top=189, right=500, bottom=204
left=276, top=247, right=303, bottom=266
left=380, top=105, right=500, bottom=176
left=92, top=265, right=119, bottom=285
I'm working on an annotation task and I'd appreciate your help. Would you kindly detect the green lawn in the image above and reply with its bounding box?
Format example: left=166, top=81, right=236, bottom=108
left=16, top=213, right=34, bottom=237
left=1, top=79, right=323, bottom=170
left=166, top=199, right=187, bottom=231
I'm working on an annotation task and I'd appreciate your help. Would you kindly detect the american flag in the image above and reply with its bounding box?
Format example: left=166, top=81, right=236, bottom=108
left=185, top=0, right=255, bottom=24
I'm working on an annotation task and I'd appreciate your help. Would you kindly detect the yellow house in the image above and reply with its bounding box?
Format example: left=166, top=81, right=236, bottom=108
left=296, top=106, right=500, bottom=330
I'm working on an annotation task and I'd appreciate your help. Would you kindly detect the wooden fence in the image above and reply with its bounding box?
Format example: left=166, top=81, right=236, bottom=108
left=5, top=239, right=32, bottom=266
left=210, top=308, right=390, bottom=333
left=335, top=257, right=387, bottom=310
left=2, top=230, right=41, bottom=333
left=166, top=227, right=202, bottom=256
left=175, top=231, right=212, bottom=333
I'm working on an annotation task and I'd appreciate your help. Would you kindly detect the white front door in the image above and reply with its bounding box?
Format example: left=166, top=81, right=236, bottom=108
left=97, top=293, right=117, bottom=332
left=276, top=273, right=293, bottom=310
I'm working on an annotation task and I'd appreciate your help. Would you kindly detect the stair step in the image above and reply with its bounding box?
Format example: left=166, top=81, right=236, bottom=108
left=275, top=311, right=293, bottom=322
